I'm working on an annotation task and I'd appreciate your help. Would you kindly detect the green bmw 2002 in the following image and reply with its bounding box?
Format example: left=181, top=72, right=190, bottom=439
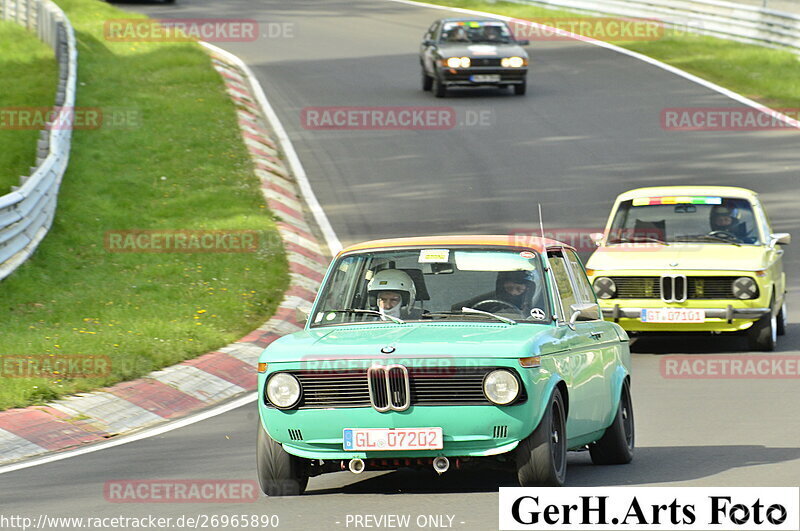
left=256, top=236, right=634, bottom=495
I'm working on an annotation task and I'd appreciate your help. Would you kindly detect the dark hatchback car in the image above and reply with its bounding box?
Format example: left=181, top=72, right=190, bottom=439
left=420, top=18, right=529, bottom=97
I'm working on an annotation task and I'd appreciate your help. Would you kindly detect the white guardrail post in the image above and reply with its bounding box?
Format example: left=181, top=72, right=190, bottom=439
left=510, top=0, right=800, bottom=53
left=0, top=0, right=77, bottom=281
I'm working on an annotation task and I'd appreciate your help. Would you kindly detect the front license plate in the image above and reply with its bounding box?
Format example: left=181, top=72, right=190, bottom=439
left=641, top=308, right=705, bottom=323
left=470, top=74, right=500, bottom=82
left=343, top=428, right=443, bottom=451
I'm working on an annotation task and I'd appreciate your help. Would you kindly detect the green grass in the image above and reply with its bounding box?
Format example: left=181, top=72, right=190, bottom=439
left=0, top=0, right=289, bottom=410
left=423, top=0, right=800, bottom=109
left=0, top=21, right=58, bottom=192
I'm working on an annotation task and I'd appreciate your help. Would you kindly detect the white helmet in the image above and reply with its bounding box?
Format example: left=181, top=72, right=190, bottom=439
left=368, top=269, right=416, bottom=308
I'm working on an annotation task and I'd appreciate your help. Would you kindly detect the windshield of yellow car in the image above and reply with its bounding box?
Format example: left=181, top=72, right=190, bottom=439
left=607, top=197, right=761, bottom=245
left=311, top=248, right=550, bottom=326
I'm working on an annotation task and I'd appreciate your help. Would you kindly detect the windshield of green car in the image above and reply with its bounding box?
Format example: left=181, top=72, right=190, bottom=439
left=311, top=247, right=550, bottom=327
left=607, top=196, right=761, bottom=245
left=439, top=21, right=514, bottom=44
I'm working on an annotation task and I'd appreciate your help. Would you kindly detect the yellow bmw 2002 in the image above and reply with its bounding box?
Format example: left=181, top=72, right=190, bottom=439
left=586, top=186, right=790, bottom=351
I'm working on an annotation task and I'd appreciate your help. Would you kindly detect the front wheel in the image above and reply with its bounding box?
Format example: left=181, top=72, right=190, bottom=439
left=256, top=421, right=308, bottom=496
left=590, top=379, right=634, bottom=465
left=514, top=81, right=527, bottom=95
left=432, top=76, right=447, bottom=98
left=777, top=301, right=787, bottom=336
left=516, top=388, right=567, bottom=486
left=747, top=311, right=777, bottom=351
left=421, top=68, right=433, bottom=91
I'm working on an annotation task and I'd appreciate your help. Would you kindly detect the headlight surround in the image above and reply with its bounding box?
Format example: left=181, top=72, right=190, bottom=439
left=445, top=56, right=471, bottom=68
left=266, top=373, right=302, bottom=409
left=593, top=276, right=617, bottom=299
left=732, top=276, right=759, bottom=300
left=501, top=56, right=526, bottom=68
left=483, top=369, right=521, bottom=405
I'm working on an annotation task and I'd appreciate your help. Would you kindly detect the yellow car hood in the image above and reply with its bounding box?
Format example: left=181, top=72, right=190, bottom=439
left=587, top=243, right=768, bottom=272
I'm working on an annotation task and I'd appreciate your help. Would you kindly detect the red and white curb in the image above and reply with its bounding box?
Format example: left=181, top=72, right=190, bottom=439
left=0, top=46, right=334, bottom=467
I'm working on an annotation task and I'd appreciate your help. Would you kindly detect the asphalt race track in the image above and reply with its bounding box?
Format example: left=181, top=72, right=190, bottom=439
left=2, top=0, right=798, bottom=529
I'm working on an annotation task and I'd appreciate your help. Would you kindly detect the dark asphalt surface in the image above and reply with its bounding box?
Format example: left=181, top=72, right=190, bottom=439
left=2, top=0, right=798, bottom=529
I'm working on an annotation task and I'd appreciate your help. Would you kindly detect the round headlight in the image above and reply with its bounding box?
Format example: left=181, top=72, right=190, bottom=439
left=460, top=56, right=471, bottom=68
left=508, top=56, right=525, bottom=68
left=732, top=276, right=758, bottom=300
left=593, top=277, right=617, bottom=299
left=483, top=369, right=520, bottom=405
left=266, top=373, right=301, bottom=409
left=501, top=57, right=510, bottom=67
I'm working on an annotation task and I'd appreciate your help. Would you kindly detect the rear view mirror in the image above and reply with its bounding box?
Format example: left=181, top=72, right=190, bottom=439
left=295, top=308, right=309, bottom=326
left=589, top=232, right=604, bottom=246
left=769, top=233, right=791, bottom=247
left=516, top=39, right=530, bottom=46
left=568, top=302, right=600, bottom=327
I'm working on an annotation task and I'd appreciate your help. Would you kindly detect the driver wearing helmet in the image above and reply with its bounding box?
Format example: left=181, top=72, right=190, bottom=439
left=367, top=269, right=419, bottom=320
left=709, top=205, right=749, bottom=241
left=446, top=26, right=469, bottom=42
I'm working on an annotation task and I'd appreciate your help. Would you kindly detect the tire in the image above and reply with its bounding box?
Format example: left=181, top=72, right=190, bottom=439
left=256, top=421, right=308, bottom=496
left=433, top=76, right=447, bottom=98
left=422, top=68, right=433, bottom=91
left=747, top=311, right=777, bottom=351
left=516, top=388, right=567, bottom=487
left=514, top=81, right=527, bottom=96
left=590, top=380, right=634, bottom=465
left=777, top=301, right=787, bottom=336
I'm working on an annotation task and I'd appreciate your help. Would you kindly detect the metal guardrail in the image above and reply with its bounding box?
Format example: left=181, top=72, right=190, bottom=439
left=513, top=0, right=800, bottom=53
left=0, top=0, right=77, bottom=281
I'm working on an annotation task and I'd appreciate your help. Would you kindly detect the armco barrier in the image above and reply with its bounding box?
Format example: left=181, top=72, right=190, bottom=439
left=511, top=0, right=800, bottom=52
left=0, top=0, right=77, bottom=281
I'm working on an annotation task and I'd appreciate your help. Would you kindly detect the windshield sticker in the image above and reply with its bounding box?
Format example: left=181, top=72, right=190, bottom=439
left=519, top=251, right=535, bottom=259
left=530, top=308, right=546, bottom=320
left=632, top=196, right=723, bottom=206
left=419, top=249, right=450, bottom=263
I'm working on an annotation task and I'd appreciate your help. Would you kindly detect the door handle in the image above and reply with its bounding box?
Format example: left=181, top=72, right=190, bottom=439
left=590, top=331, right=604, bottom=339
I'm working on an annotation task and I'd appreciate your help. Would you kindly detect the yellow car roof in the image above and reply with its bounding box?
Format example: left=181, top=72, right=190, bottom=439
left=616, top=185, right=758, bottom=202
left=339, top=235, right=572, bottom=256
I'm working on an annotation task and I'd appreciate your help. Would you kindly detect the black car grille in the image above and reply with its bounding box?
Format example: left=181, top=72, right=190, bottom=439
left=267, top=367, right=520, bottom=410
left=469, top=58, right=503, bottom=67
left=608, top=276, right=737, bottom=300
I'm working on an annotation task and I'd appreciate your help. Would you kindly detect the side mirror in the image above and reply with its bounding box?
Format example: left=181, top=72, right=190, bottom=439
left=516, top=39, right=530, bottom=46
left=769, top=233, right=791, bottom=247
left=568, top=302, right=600, bottom=327
left=589, top=232, right=604, bottom=247
left=295, top=307, right=309, bottom=327
left=423, top=39, right=434, bottom=46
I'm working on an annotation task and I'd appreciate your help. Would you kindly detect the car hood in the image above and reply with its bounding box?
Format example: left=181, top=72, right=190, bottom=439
left=436, top=43, right=528, bottom=58
left=261, top=322, right=564, bottom=362
left=587, top=243, right=769, bottom=271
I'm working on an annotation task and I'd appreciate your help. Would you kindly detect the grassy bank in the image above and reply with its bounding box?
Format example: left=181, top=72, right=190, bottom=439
left=422, top=0, right=800, bottom=109
left=0, top=21, right=57, bottom=192
left=0, top=0, right=289, bottom=410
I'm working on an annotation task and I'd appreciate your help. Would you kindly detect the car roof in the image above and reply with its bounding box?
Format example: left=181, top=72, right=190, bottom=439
left=338, top=235, right=574, bottom=256
left=615, top=185, right=758, bottom=202
left=437, top=17, right=504, bottom=24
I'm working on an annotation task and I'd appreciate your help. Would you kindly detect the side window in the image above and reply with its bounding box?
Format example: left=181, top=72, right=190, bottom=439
left=425, top=22, right=439, bottom=42
left=547, top=249, right=577, bottom=321
left=566, top=250, right=602, bottom=320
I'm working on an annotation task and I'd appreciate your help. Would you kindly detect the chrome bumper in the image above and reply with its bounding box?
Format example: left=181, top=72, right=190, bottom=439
left=603, top=304, right=770, bottom=323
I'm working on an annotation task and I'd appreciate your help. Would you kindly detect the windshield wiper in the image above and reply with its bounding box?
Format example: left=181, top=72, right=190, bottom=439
left=674, top=235, right=741, bottom=246
left=461, top=307, right=517, bottom=325
left=608, top=235, right=669, bottom=246
left=324, top=308, right=405, bottom=324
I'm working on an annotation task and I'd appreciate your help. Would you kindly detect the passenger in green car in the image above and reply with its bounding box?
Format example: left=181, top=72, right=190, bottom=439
left=453, top=270, right=538, bottom=315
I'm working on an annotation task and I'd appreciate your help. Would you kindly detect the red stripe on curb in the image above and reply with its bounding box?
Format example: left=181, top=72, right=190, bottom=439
left=262, top=180, right=296, bottom=198
left=289, top=261, right=325, bottom=283
left=227, top=83, right=250, bottom=96
left=107, top=379, right=205, bottom=419
left=240, top=330, right=282, bottom=348
left=0, top=409, right=106, bottom=450
left=285, top=241, right=329, bottom=266
left=230, top=94, right=257, bottom=110
left=183, top=353, right=257, bottom=390
left=269, top=200, right=304, bottom=222
left=276, top=221, right=317, bottom=243
left=249, top=146, right=280, bottom=163
left=243, top=131, right=276, bottom=147
left=218, top=70, right=242, bottom=83
left=255, top=161, right=290, bottom=179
